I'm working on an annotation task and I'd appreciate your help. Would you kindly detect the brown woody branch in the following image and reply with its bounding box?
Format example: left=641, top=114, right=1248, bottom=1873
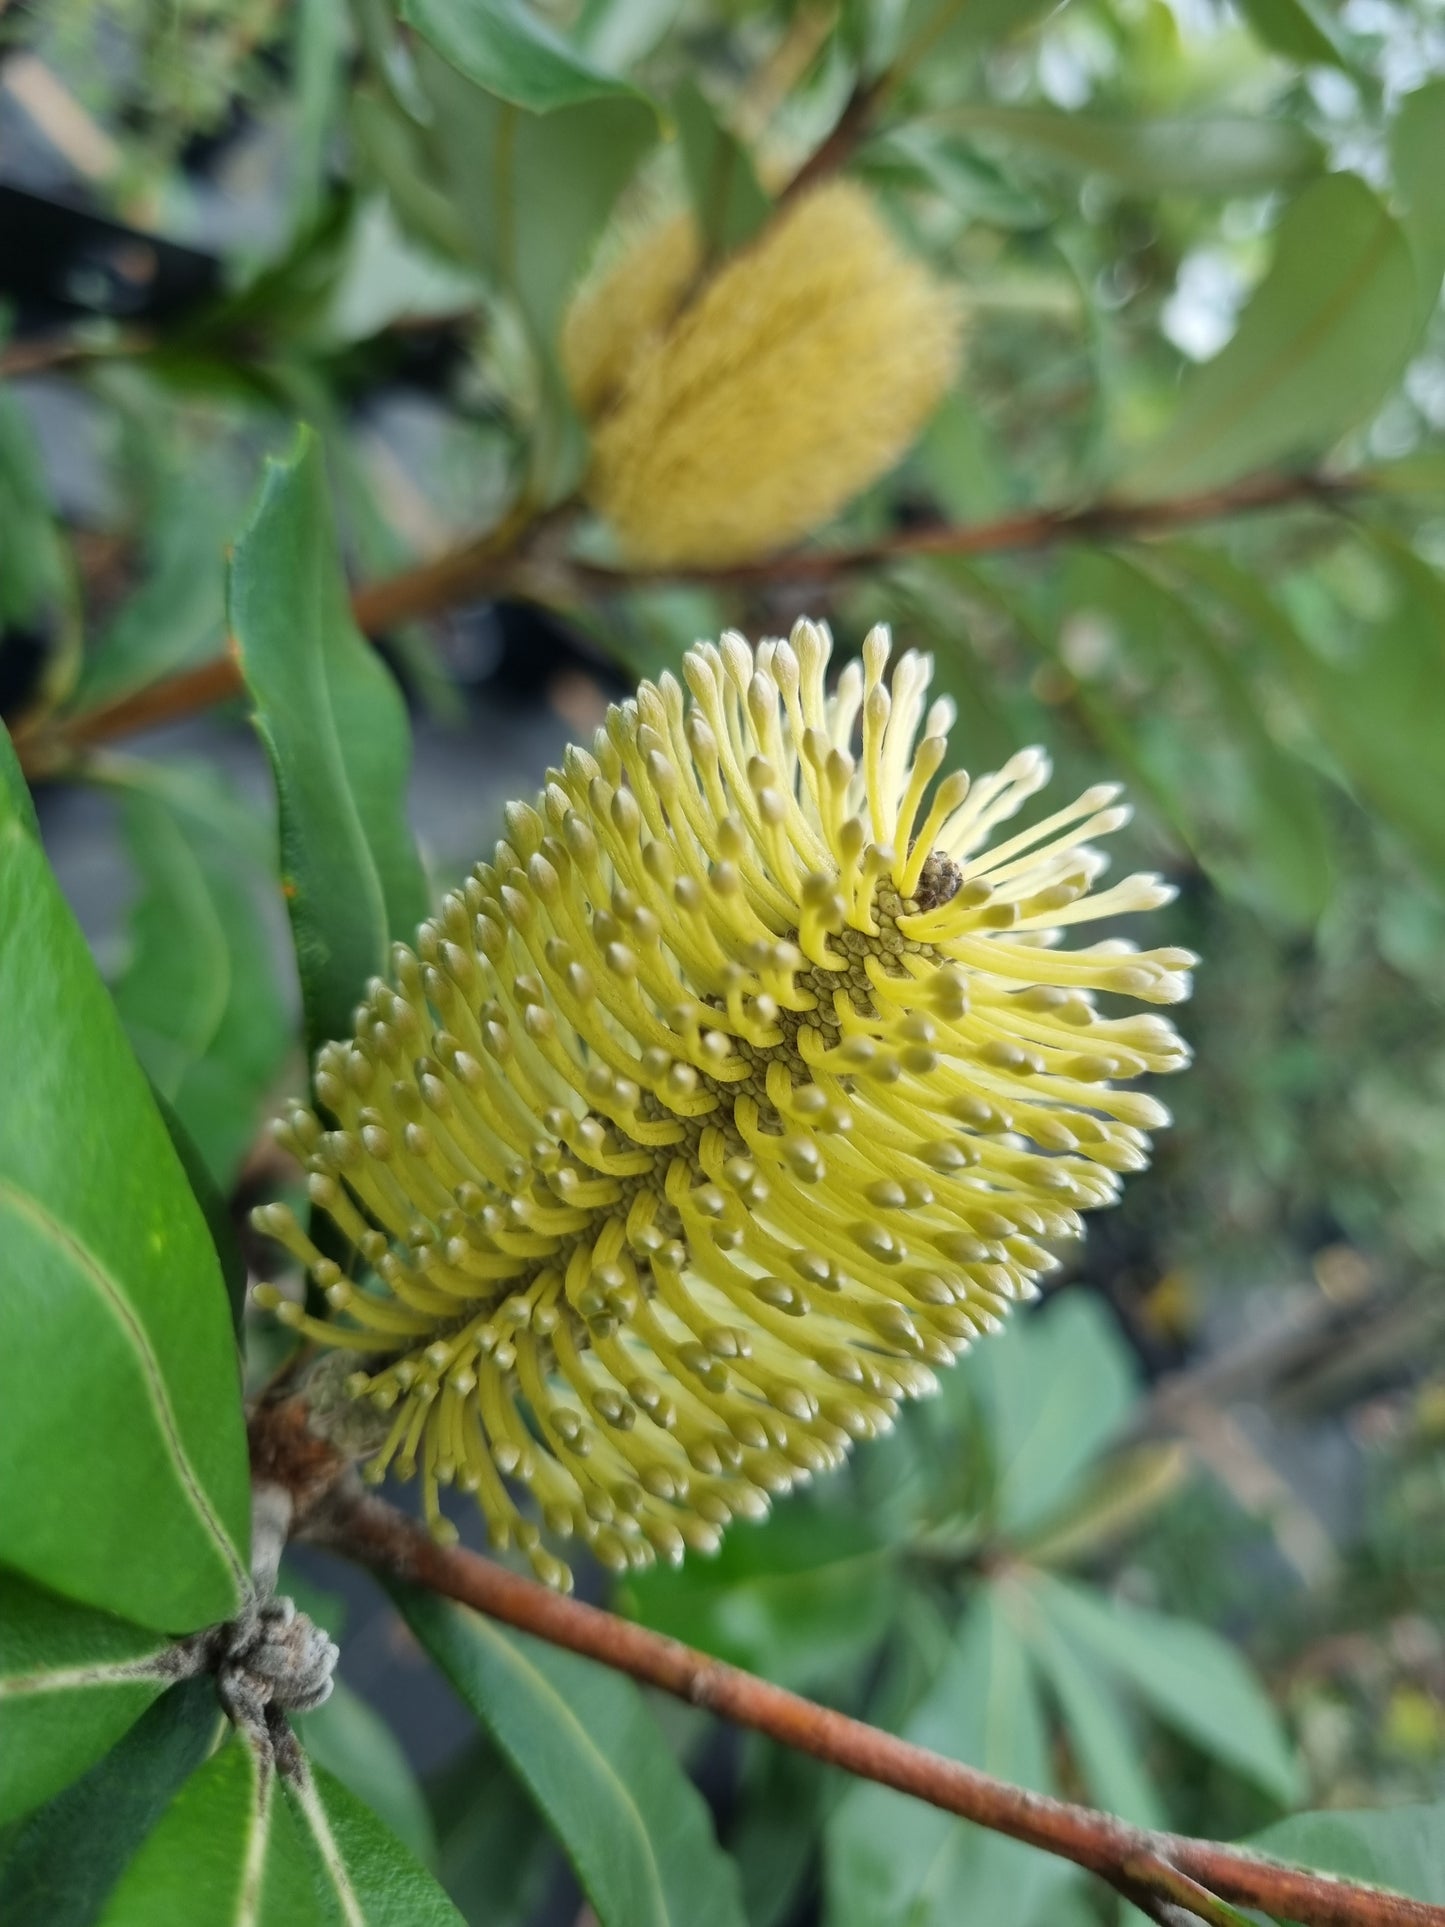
left=303, top=1477, right=1440, bottom=1927
left=16, top=467, right=1358, bottom=778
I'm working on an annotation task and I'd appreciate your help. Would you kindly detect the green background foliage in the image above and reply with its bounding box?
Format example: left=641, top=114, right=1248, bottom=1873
left=3, top=0, right=1445, bottom=1920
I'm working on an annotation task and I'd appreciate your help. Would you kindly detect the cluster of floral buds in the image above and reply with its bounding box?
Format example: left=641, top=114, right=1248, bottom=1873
left=256, top=621, right=1192, bottom=1590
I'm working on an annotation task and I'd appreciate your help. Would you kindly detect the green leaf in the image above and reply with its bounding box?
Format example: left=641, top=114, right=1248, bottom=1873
left=1098, top=547, right=1334, bottom=926
left=0, top=1570, right=171, bottom=1826
left=575, top=0, right=681, bottom=69
left=100, top=1737, right=329, bottom=1926
left=979, top=1292, right=1139, bottom=1536
left=0, top=723, right=249, bottom=1630
left=1241, top=1805, right=1445, bottom=1906
left=1391, top=81, right=1445, bottom=328
left=828, top=1591, right=1070, bottom=1927
left=230, top=426, right=428, bottom=1054
left=1016, top=1575, right=1167, bottom=1829
left=1029, top=1575, right=1302, bottom=1805
left=285, top=1764, right=462, bottom=1925
left=68, top=473, right=234, bottom=714
left=1166, top=540, right=1445, bottom=893
left=428, top=1734, right=552, bottom=1927
left=402, top=0, right=646, bottom=111
left=294, top=1681, right=435, bottom=1870
left=113, top=787, right=290, bottom=1189
left=149, top=1091, right=248, bottom=1340
left=1114, top=173, right=1418, bottom=499
left=393, top=1584, right=746, bottom=1927
left=674, top=81, right=772, bottom=262
left=933, top=104, right=1320, bottom=195
left=0, top=387, right=67, bottom=633
left=0, top=1676, right=222, bottom=1927
left=1232, top=0, right=1353, bottom=71
left=620, top=1504, right=898, bottom=1691
left=415, top=46, right=658, bottom=341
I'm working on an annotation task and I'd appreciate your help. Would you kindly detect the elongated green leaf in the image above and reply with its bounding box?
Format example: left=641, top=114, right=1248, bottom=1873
left=286, top=1765, right=462, bottom=1926
left=1030, top=1575, right=1301, bottom=1804
left=1166, top=540, right=1445, bottom=892
left=0, top=1571, right=171, bottom=1825
left=1016, top=1575, right=1166, bottom=1829
left=394, top=1585, right=746, bottom=1927
left=100, top=1737, right=328, bottom=1926
left=1233, top=0, right=1352, bottom=70
left=416, top=46, right=658, bottom=341
left=674, top=81, right=771, bottom=261
left=1242, top=1805, right=1445, bottom=1906
left=828, top=1591, right=1071, bottom=1927
left=295, top=1681, right=435, bottom=1869
left=403, top=0, right=645, bottom=111
left=934, top=104, right=1320, bottom=194
left=113, top=788, right=289, bottom=1189
left=230, top=427, right=427, bottom=1054
left=0, top=388, right=67, bottom=633
left=0, top=724, right=249, bottom=1630
left=621, top=1505, right=897, bottom=1691
left=68, top=473, right=234, bottom=713
left=1115, top=173, right=1417, bottom=498
left=1391, top=81, right=1445, bottom=328
left=0, top=1677, right=221, bottom=1927
left=981, top=1292, right=1139, bottom=1536
left=1101, top=547, right=1334, bottom=925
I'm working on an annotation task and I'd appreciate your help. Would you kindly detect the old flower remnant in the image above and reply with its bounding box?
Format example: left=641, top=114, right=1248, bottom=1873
left=256, top=622, right=1192, bottom=1589
left=563, top=182, right=963, bottom=568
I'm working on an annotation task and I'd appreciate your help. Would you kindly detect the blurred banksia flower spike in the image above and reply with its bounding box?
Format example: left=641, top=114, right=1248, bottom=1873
left=562, top=182, right=962, bottom=567
left=256, top=621, right=1192, bottom=1591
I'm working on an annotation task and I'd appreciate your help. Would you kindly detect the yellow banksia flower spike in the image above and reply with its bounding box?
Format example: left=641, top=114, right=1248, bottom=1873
left=255, top=621, right=1192, bottom=1592
left=562, top=182, right=963, bottom=568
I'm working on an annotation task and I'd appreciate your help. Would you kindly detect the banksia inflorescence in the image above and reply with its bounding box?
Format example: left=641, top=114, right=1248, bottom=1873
left=562, top=182, right=962, bottom=568
left=256, top=622, right=1192, bottom=1591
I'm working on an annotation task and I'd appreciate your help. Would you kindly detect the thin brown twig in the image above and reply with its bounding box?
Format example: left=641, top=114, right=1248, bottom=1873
left=16, top=467, right=1360, bottom=777
left=306, top=1479, right=1443, bottom=1927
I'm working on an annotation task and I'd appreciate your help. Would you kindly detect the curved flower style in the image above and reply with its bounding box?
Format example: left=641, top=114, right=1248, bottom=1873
left=562, top=183, right=962, bottom=568
left=257, top=623, right=1192, bottom=1590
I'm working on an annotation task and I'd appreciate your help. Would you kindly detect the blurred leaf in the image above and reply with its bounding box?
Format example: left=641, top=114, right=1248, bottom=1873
left=674, top=81, right=772, bottom=262
left=113, top=788, right=289, bottom=1189
left=1030, top=1574, right=1302, bottom=1804
left=0, top=723, right=249, bottom=1630
left=394, top=1585, right=746, bottom=1927
left=1105, top=547, right=1334, bottom=925
left=0, top=1571, right=169, bottom=1827
left=0, top=1677, right=221, bottom=1927
left=727, top=1741, right=829, bottom=1927
left=288, top=1764, right=462, bottom=1924
left=68, top=471, right=234, bottom=714
left=427, top=1734, right=552, bottom=1927
left=290, top=0, right=348, bottom=239
left=1167, top=540, right=1445, bottom=894
left=1232, top=0, right=1353, bottom=71
left=403, top=0, right=648, bottom=111
left=294, top=1679, right=436, bottom=1869
left=576, top=0, right=682, bottom=69
left=1242, top=1805, right=1445, bottom=1907
left=933, top=104, right=1320, bottom=194
left=1015, top=1442, right=1188, bottom=1569
left=828, top=1590, right=1070, bottom=1927
left=100, top=1735, right=327, bottom=1926
left=621, top=1504, right=898, bottom=1691
left=1391, top=81, right=1445, bottom=328
left=980, top=1293, right=1139, bottom=1537
left=1114, top=173, right=1417, bottom=499
left=230, top=427, right=428, bottom=1054
left=350, top=86, right=473, bottom=262
left=1015, top=1575, right=1167, bottom=1829
left=417, top=46, right=659, bottom=339
left=0, top=387, right=67, bottom=633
